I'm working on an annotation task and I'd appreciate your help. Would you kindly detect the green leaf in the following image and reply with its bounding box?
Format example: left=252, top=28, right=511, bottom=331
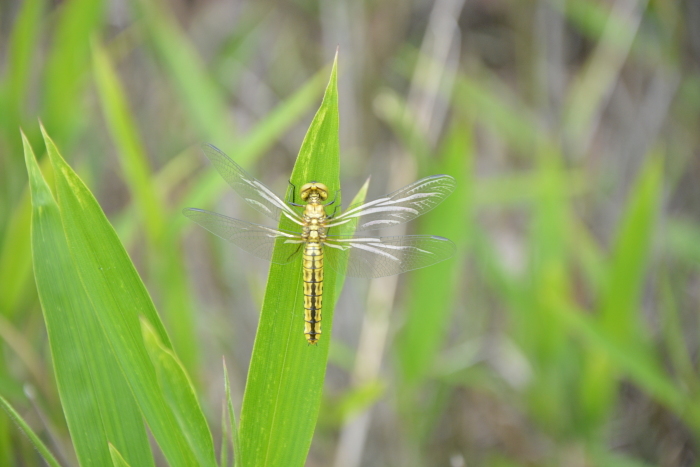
left=91, top=40, right=199, bottom=376
left=238, top=54, right=340, bottom=467
left=579, top=153, right=664, bottom=429
left=395, top=117, right=471, bottom=385
left=223, top=359, right=241, bottom=467
left=0, top=188, right=33, bottom=318
left=335, top=379, right=386, bottom=423
left=131, top=0, right=235, bottom=145
left=42, top=0, right=105, bottom=143
left=599, top=154, right=663, bottom=345
left=24, top=132, right=154, bottom=467
left=91, top=41, right=165, bottom=243
left=557, top=298, right=689, bottom=423
left=109, top=444, right=134, bottom=467
left=659, top=276, right=699, bottom=392
left=0, top=0, right=44, bottom=151
left=563, top=0, right=643, bottom=148
left=220, top=402, right=229, bottom=467
left=453, top=73, right=538, bottom=153
left=0, top=393, right=62, bottom=467
left=40, top=126, right=214, bottom=467
left=141, top=319, right=217, bottom=467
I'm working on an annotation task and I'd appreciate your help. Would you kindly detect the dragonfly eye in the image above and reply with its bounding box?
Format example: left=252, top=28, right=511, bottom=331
left=300, top=182, right=329, bottom=201
left=314, top=182, right=329, bottom=200
left=300, top=183, right=313, bottom=201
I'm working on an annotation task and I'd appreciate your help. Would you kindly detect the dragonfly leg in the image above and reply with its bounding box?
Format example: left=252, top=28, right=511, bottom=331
left=325, top=190, right=342, bottom=219
left=286, top=243, right=303, bottom=262
left=325, top=189, right=340, bottom=207
left=286, top=181, right=304, bottom=206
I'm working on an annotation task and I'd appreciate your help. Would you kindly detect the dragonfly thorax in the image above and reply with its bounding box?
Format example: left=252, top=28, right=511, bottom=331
left=302, top=206, right=327, bottom=242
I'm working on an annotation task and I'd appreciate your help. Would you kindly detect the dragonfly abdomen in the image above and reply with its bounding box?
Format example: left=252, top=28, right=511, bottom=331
left=302, top=241, right=324, bottom=344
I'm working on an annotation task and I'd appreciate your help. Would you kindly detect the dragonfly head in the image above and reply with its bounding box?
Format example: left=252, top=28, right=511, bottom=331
left=300, top=182, right=329, bottom=202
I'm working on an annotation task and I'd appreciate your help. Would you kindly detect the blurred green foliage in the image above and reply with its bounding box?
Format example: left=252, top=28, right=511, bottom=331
left=1, top=0, right=699, bottom=465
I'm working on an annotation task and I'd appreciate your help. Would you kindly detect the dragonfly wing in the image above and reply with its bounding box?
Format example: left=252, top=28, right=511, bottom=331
left=326, top=175, right=456, bottom=232
left=183, top=208, right=303, bottom=264
left=202, top=144, right=302, bottom=224
left=324, top=235, right=456, bottom=278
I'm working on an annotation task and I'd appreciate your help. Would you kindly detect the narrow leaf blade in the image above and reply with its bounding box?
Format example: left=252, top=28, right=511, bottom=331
left=0, top=394, right=62, bottom=467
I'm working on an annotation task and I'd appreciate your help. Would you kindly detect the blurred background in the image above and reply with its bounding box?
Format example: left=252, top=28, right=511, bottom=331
left=1, top=0, right=700, bottom=465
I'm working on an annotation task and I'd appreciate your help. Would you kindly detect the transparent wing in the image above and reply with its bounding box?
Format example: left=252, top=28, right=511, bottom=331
left=202, top=144, right=302, bottom=224
left=183, top=208, right=303, bottom=264
left=327, top=175, right=456, bottom=232
left=324, top=235, right=456, bottom=278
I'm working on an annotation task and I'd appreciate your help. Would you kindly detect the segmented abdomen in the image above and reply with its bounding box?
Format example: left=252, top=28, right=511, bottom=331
left=302, top=241, right=323, bottom=344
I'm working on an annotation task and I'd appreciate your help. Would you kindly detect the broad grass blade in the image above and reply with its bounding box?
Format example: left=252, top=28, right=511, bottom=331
left=24, top=132, right=154, bottom=466
left=40, top=126, right=216, bottom=467
left=238, top=53, right=341, bottom=467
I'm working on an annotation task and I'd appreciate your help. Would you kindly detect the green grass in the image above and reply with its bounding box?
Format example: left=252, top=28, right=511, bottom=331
left=1, top=1, right=700, bottom=466
left=7, top=55, right=347, bottom=467
left=23, top=130, right=155, bottom=466
left=29, top=126, right=214, bottom=466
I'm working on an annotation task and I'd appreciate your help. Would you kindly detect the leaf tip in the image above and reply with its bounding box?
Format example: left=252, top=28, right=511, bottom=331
left=38, top=122, right=66, bottom=171
left=349, top=177, right=371, bottom=208
left=20, top=128, right=38, bottom=174
left=20, top=128, right=31, bottom=155
left=38, top=119, right=48, bottom=139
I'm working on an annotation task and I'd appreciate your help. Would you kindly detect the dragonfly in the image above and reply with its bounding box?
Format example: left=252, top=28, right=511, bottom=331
left=183, top=144, right=456, bottom=344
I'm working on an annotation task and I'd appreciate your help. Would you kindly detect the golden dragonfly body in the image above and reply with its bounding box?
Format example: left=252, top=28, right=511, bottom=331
left=299, top=182, right=330, bottom=343
left=184, top=144, right=456, bottom=344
